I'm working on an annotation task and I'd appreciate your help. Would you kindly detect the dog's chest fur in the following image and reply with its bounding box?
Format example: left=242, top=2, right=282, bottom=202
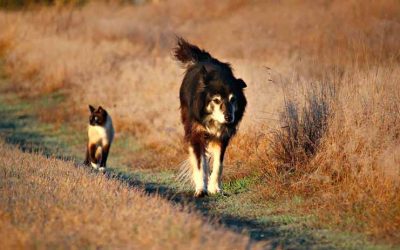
left=203, top=119, right=233, bottom=140
left=205, top=121, right=223, bottom=138
left=88, top=117, right=114, bottom=145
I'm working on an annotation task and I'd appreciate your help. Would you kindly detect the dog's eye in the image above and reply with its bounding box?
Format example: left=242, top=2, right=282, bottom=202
left=213, top=98, right=221, bottom=105
left=230, top=96, right=236, bottom=103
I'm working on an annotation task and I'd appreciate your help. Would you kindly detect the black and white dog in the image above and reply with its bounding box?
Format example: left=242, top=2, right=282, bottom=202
left=174, top=38, right=247, bottom=197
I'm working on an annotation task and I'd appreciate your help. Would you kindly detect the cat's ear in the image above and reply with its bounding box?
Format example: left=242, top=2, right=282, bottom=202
left=98, top=106, right=104, bottom=112
left=89, top=105, right=95, bottom=113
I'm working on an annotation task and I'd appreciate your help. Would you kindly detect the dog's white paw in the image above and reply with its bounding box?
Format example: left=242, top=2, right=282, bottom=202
left=194, top=189, right=208, bottom=198
left=208, top=183, right=222, bottom=195
left=98, top=167, right=106, bottom=173
left=91, top=162, right=99, bottom=170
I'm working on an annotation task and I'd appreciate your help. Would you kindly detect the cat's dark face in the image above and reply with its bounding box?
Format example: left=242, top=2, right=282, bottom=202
left=88, top=105, right=108, bottom=126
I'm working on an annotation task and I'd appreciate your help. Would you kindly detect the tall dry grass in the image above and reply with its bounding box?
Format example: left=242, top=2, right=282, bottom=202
left=269, top=84, right=334, bottom=171
left=310, top=66, right=400, bottom=241
left=0, top=0, right=399, bottom=243
left=0, top=142, right=262, bottom=249
left=261, top=67, right=400, bottom=242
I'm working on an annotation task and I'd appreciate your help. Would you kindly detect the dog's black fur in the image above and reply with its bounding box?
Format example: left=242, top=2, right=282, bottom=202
left=174, top=37, right=247, bottom=197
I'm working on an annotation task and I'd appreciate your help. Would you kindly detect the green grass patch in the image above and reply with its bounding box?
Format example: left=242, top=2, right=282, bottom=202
left=223, top=176, right=256, bottom=194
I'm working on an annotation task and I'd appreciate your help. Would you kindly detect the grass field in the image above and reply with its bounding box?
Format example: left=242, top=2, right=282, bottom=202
left=0, top=67, right=393, bottom=249
left=0, top=141, right=268, bottom=249
left=0, top=0, right=399, bottom=248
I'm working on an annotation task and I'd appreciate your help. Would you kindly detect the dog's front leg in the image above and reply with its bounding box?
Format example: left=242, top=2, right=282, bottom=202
left=208, top=141, right=223, bottom=194
left=189, top=145, right=208, bottom=197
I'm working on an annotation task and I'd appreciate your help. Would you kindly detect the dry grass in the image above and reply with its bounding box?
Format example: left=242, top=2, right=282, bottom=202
left=261, top=67, right=400, bottom=242
left=0, top=0, right=400, bottom=243
left=0, top=0, right=92, bottom=9
left=269, top=84, right=334, bottom=170
left=309, top=67, right=400, bottom=242
left=0, top=141, right=261, bottom=249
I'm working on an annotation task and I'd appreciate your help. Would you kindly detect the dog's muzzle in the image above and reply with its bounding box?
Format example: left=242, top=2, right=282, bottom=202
left=224, top=113, right=234, bottom=123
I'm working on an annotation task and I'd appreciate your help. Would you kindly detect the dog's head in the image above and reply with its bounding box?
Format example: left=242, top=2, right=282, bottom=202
left=194, top=66, right=247, bottom=126
left=88, top=105, right=108, bottom=126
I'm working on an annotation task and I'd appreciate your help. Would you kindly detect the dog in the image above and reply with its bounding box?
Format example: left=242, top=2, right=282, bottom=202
left=174, top=37, right=247, bottom=197
left=84, top=105, right=114, bottom=172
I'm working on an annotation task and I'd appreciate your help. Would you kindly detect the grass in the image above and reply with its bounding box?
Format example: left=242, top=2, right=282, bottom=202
left=0, top=75, right=392, bottom=249
left=0, top=0, right=400, bottom=246
left=0, top=0, right=89, bottom=10
left=223, top=176, right=256, bottom=195
left=269, top=84, right=333, bottom=170
left=0, top=142, right=262, bottom=249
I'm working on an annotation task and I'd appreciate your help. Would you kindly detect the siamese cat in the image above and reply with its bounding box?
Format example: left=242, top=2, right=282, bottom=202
left=84, top=105, right=114, bottom=172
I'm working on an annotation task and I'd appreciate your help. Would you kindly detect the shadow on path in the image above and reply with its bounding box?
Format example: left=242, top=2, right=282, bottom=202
left=102, top=169, right=328, bottom=250
left=0, top=99, right=74, bottom=161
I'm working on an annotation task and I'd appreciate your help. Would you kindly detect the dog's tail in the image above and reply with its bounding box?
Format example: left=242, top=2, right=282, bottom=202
left=174, top=37, right=212, bottom=66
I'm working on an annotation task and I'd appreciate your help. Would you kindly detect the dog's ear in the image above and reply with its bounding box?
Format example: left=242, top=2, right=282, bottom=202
left=236, top=78, right=247, bottom=89
left=89, top=105, right=95, bottom=113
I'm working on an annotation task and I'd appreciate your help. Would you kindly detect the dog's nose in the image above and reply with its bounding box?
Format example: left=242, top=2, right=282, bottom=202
left=225, top=114, right=233, bottom=123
